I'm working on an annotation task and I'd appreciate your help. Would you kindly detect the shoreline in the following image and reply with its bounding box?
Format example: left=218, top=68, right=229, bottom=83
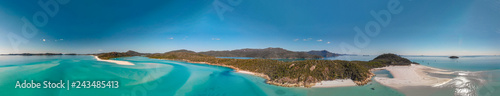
left=156, top=58, right=365, bottom=88
left=311, top=79, right=358, bottom=88
left=373, top=64, right=453, bottom=94
left=93, top=56, right=135, bottom=65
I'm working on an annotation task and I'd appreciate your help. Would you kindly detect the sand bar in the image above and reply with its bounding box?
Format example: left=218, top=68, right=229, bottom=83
left=237, top=70, right=257, bottom=75
left=312, top=79, right=357, bottom=88
left=94, top=56, right=134, bottom=65
left=373, top=64, right=452, bottom=89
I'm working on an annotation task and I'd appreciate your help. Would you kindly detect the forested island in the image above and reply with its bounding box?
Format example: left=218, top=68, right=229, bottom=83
left=97, top=48, right=413, bottom=87
left=96, top=50, right=144, bottom=59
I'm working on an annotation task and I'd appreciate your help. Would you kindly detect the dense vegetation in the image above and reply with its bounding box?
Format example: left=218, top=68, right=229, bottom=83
left=307, top=50, right=341, bottom=57
left=97, top=50, right=142, bottom=59
left=199, top=47, right=323, bottom=59
left=146, top=50, right=411, bottom=87
left=369, top=53, right=413, bottom=65
left=99, top=49, right=413, bottom=87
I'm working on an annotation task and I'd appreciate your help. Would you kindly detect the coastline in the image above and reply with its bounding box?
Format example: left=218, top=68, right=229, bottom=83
left=311, top=79, right=358, bottom=88
left=155, top=58, right=366, bottom=88
left=93, top=56, right=135, bottom=65
left=373, top=64, right=453, bottom=94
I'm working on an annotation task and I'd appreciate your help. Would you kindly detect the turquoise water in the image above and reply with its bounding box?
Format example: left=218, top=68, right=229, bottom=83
left=1, top=55, right=499, bottom=96
left=373, top=70, right=394, bottom=78
left=327, top=55, right=500, bottom=96
left=0, top=55, right=404, bottom=96
left=325, top=55, right=500, bottom=71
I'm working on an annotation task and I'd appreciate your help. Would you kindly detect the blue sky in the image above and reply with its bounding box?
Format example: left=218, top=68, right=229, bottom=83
left=0, top=0, right=499, bottom=55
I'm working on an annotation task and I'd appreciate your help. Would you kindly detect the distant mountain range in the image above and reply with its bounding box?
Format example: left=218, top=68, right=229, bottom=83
left=307, top=50, right=341, bottom=57
left=199, top=48, right=324, bottom=59
left=3, top=48, right=344, bottom=59
left=3, top=53, right=76, bottom=55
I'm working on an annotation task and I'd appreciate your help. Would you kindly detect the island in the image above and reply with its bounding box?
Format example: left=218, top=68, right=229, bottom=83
left=97, top=48, right=413, bottom=88
left=96, top=50, right=143, bottom=60
left=449, top=56, right=459, bottom=59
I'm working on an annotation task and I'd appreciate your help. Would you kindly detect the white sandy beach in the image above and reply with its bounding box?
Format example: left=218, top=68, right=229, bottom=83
left=373, top=64, right=452, bottom=89
left=237, top=70, right=256, bottom=75
left=312, top=79, right=358, bottom=88
left=94, top=56, right=135, bottom=65
left=237, top=70, right=358, bottom=88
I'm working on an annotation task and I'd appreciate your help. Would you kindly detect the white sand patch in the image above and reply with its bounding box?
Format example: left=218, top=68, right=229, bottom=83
left=373, top=64, right=452, bottom=89
left=94, top=56, right=134, bottom=65
left=237, top=70, right=256, bottom=75
left=312, top=79, right=357, bottom=88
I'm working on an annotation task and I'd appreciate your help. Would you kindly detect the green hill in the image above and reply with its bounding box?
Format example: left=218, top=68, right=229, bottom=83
left=199, top=47, right=323, bottom=59
left=370, top=53, right=412, bottom=65
left=97, top=50, right=142, bottom=60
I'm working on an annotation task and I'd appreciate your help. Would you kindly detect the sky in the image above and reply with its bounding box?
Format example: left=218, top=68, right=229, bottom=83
left=0, top=0, right=499, bottom=55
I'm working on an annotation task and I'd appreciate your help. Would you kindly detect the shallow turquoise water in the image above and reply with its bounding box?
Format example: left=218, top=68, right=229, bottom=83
left=327, top=55, right=500, bottom=96
left=325, top=55, right=500, bottom=71
left=2, top=55, right=500, bottom=96
left=373, top=70, right=394, bottom=78
left=0, top=55, right=405, bottom=96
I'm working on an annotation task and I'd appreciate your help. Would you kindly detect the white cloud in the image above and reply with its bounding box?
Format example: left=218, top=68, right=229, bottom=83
left=168, top=37, right=174, bottom=39
left=98, top=49, right=103, bottom=52
left=317, top=39, right=323, bottom=42
left=303, top=38, right=312, bottom=41
left=42, top=39, right=46, bottom=42
left=327, top=41, right=331, bottom=44
left=212, top=38, right=220, bottom=40
left=294, top=39, right=299, bottom=41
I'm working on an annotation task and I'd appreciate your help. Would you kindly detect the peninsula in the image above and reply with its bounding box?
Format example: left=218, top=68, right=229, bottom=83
left=97, top=48, right=413, bottom=88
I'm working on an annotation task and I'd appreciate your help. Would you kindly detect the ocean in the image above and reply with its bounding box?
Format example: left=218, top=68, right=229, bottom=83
left=0, top=55, right=498, bottom=96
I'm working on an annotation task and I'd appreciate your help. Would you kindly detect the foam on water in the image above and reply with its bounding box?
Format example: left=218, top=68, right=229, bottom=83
left=433, top=71, right=488, bottom=96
